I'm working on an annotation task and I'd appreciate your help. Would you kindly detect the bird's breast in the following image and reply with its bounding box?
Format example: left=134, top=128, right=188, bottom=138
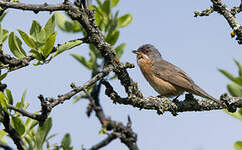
left=137, top=58, right=184, bottom=97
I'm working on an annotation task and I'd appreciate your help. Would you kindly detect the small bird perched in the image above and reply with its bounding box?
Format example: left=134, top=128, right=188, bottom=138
left=132, top=44, right=221, bottom=104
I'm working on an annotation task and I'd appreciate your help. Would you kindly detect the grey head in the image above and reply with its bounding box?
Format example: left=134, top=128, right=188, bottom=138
left=132, top=44, right=162, bottom=60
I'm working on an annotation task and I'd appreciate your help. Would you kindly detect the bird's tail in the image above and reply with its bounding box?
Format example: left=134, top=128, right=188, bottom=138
left=192, top=85, right=222, bottom=104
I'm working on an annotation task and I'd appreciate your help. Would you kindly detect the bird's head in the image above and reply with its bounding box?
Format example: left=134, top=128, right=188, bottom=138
left=132, top=44, right=162, bottom=61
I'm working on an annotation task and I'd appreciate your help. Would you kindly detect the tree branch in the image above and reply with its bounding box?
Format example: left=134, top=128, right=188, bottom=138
left=2, top=112, right=24, bottom=150
left=88, top=132, right=117, bottom=150
left=0, top=1, right=69, bottom=13
left=195, top=0, right=242, bottom=44
left=85, top=84, right=139, bottom=150
left=102, top=80, right=242, bottom=116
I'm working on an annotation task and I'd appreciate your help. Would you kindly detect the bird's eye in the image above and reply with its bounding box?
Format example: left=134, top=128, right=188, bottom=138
left=144, top=49, right=150, bottom=54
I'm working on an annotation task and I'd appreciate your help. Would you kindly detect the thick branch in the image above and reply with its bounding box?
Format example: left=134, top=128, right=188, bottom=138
left=0, top=1, right=69, bottom=12
left=6, top=105, right=38, bottom=120
left=2, top=112, right=24, bottom=150
left=102, top=80, right=242, bottom=116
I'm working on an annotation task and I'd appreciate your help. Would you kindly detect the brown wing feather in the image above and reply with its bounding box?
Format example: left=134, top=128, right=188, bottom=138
left=152, top=59, right=219, bottom=102
left=152, top=59, right=196, bottom=91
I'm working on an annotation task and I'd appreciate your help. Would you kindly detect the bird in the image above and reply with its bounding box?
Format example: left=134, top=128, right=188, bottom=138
left=132, top=44, right=221, bottom=104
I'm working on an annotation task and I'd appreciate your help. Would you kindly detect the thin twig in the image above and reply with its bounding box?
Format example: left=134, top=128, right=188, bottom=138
left=89, top=132, right=117, bottom=150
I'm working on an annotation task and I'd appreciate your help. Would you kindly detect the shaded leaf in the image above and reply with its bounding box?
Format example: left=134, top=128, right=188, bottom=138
left=42, top=32, right=57, bottom=58
left=102, top=0, right=111, bottom=15
left=5, top=89, right=13, bottom=105
left=12, top=116, right=25, bottom=136
left=54, top=40, right=83, bottom=57
left=0, top=72, right=7, bottom=81
left=17, top=29, right=35, bottom=49
left=234, top=59, right=242, bottom=77
left=36, top=118, right=52, bottom=148
left=70, top=54, right=93, bottom=70
left=0, top=25, right=8, bottom=45
left=227, top=83, right=242, bottom=97
left=8, top=32, right=26, bottom=58
left=118, top=14, right=133, bottom=28
left=55, top=12, right=82, bottom=33
left=0, top=12, right=6, bottom=23
left=29, top=49, right=43, bottom=61
left=115, top=43, right=126, bottom=58
left=106, top=30, right=119, bottom=45
left=61, top=133, right=72, bottom=150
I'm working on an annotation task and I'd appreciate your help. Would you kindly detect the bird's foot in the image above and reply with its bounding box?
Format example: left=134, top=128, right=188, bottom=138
left=172, top=95, right=180, bottom=103
left=185, top=93, right=195, bottom=101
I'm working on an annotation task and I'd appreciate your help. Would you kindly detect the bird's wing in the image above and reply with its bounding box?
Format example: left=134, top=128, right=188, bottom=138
left=152, top=59, right=196, bottom=92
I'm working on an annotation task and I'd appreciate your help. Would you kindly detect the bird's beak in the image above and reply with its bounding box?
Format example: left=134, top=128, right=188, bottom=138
left=132, top=50, right=142, bottom=55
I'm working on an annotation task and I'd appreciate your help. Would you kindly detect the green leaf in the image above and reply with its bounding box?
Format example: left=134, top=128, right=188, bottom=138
left=115, top=43, right=126, bottom=58
left=36, top=118, right=52, bottom=148
left=70, top=54, right=93, bottom=70
left=17, top=29, right=35, bottom=49
left=0, top=72, right=7, bottom=81
left=29, top=49, right=43, bottom=61
left=112, top=0, right=119, bottom=7
left=98, top=127, right=107, bottom=134
left=2, top=29, right=8, bottom=43
left=8, top=32, right=27, bottom=58
left=30, top=20, right=46, bottom=43
left=0, top=25, right=8, bottom=45
left=234, top=141, right=242, bottom=150
left=44, top=15, right=56, bottom=38
left=234, top=59, right=242, bottom=77
left=227, top=83, right=242, bottom=97
left=24, top=136, right=34, bottom=150
left=12, top=116, right=25, bottom=136
left=55, top=12, right=70, bottom=31
left=224, top=108, right=242, bottom=120
left=89, top=50, right=96, bottom=65
left=0, top=130, right=7, bottom=145
left=218, top=69, right=242, bottom=86
left=61, top=133, right=72, bottom=150
left=5, top=89, right=13, bottom=105
left=25, top=118, right=38, bottom=131
left=118, top=14, right=133, bottom=28
left=0, top=92, right=8, bottom=107
left=55, top=12, right=81, bottom=33
left=16, top=89, right=27, bottom=110
left=54, top=40, right=83, bottom=57
left=42, top=32, right=57, bottom=58
left=102, top=0, right=111, bottom=15
left=106, top=30, right=119, bottom=45
left=0, top=12, right=6, bottom=23
left=46, top=133, right=58, bottom=142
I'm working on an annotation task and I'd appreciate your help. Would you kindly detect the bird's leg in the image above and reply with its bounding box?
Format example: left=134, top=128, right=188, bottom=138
left=172, top=95, right=180, bottom=102
left=185, top=93, right=195, bottom=101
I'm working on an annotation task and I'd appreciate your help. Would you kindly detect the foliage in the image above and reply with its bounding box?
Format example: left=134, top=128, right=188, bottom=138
left=0, top=0, right=132, bottom=149
left=219, top=60, right=242, bottom=149
left=55, top=0, right=132, bottom=102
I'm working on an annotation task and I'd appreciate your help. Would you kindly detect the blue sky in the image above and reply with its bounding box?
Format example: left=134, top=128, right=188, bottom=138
left=2, top=0, right=242, bottom=150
